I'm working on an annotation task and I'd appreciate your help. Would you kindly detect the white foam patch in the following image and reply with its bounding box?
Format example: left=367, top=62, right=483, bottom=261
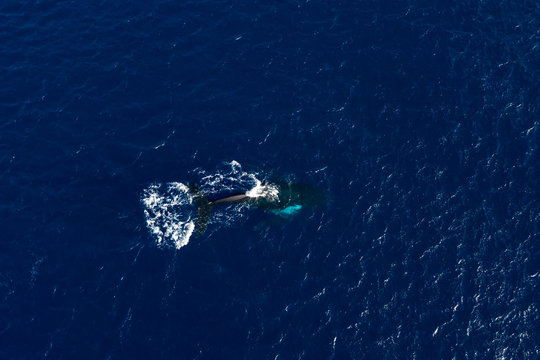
left=141, top=182, right=195, bottom=249
left=246, top=176, right=279, bottom=202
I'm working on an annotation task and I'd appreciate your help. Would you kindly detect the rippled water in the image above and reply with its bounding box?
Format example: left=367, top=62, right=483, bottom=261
left=1, top=1, right=539, bottom=359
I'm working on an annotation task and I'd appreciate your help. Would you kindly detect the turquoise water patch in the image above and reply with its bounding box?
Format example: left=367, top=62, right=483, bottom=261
left=270, top=204, right=302, bottom=217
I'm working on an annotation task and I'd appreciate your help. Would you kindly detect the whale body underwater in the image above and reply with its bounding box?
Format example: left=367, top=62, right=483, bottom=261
left=188, top=182, right=325, bottom=236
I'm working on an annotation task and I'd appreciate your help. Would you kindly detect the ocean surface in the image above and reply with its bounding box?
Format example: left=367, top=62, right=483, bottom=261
left=1, top=0, right=539, bottom=359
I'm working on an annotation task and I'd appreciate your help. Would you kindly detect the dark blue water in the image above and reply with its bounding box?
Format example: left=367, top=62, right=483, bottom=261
left=1, top=1, right=539, bottom=359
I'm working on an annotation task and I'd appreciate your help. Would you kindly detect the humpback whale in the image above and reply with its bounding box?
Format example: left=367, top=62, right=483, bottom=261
left=188, top=181, right=324, bottom=236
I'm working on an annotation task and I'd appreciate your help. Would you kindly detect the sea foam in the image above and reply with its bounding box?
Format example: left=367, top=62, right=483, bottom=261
left=141, top=182, right=195, bottom=249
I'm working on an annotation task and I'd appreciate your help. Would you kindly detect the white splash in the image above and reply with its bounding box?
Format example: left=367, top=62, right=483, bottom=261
left=141, top=182, right=195, bottom=249
left=246, top=176, right=279, bottom=201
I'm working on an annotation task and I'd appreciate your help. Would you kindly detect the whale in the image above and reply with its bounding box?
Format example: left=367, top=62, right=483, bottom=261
left=188, top=181, right=324, bottom=236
